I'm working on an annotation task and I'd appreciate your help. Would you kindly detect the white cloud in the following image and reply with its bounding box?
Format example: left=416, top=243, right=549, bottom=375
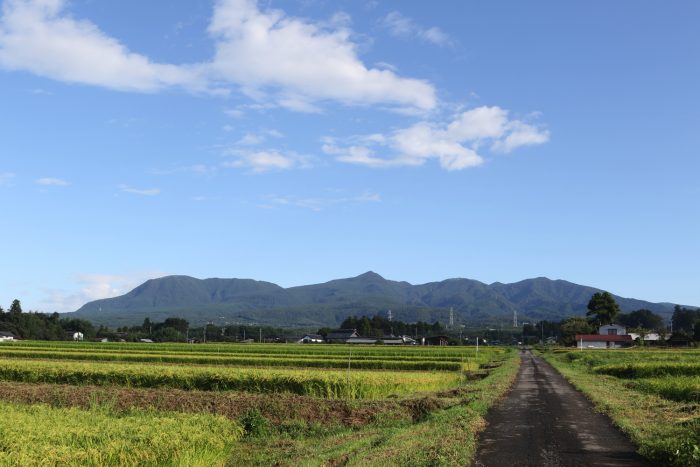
left=491, top=120, right=551, bottom=153
left=222, top=149, right=311, bottom=173
left=0, top=172, right=16, bottom=185
left=41, top=271, right=168, bottom=313
left=36, top=176, right=68, bottom=186
left=0, top=0, right=437, bottom=112
left=118, top=184, right=161, bottom=196
left=263, top=190, right=381, bottom=211
left=236, top=128, right=283, bottom=146
left=382, top=11, right=453, bottom=47
left=237, top=132, right=264, bottom=146
left=0, top=0, right=209, bottom=93
left=208, top=0, right=436, bottom=112
left=323, top=106, right=549, bottom=171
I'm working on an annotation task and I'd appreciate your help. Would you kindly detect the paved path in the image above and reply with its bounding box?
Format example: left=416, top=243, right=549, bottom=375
left=473, top=350, right=646, bottom=467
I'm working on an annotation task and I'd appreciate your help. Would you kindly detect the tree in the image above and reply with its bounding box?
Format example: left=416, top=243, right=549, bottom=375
left=672, top=305, right=700, bottom=336
left=618, top=309, right=664, bottom=331
left=560, top=317, right=594, bottom=346
left=9, top=299, right=22, bottom=316
left=586, top=292, right=620, bottom=326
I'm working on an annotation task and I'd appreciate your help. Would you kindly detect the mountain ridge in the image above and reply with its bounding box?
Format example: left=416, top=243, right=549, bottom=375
left=66, top=272, right=686, bottom=328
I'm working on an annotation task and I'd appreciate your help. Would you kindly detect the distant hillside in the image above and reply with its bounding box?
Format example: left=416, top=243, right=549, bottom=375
left=66, top=272, right=683, bottom=328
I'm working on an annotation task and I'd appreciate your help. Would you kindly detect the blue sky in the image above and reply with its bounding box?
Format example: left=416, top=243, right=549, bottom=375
left=0, top=0, right=698, bottom=313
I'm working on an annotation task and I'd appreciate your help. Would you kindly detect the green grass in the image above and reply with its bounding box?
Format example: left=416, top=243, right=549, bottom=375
left=631, top=376, right=700, bottom=402
left=0, top=401, right=242, bottom=466
left=542, top=349, right=700, bottom=466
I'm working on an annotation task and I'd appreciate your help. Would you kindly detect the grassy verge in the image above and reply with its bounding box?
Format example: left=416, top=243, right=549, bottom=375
left=230, top=349, right=521, bottom=466
left=541, top=349, right=700, bottom=466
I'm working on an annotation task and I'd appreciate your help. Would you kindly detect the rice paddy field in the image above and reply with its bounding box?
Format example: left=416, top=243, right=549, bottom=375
left=0, top=340, right=520, bottom=466
left=542, top=348, right=700, bottom=466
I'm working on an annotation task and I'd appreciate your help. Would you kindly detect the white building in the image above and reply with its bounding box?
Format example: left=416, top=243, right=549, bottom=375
left=576, top=324, right=632, bottom=349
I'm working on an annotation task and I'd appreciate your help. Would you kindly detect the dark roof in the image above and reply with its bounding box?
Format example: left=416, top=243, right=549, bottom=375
left=302, top=334, right=323, bottom=339
left=0, top=331, right=18, bottom=338
left=576, top=334, right=633, bottom=342
left=327, top=329, right=359, bottom=339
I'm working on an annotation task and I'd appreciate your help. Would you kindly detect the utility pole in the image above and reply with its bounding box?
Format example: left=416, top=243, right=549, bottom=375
left=513, top=309, right=518, bottom=328
left=449, top=307, right=454, bottom=328
left=259, top=327, right=262, bottom=344
left=541, top=321, right=544, bottom=344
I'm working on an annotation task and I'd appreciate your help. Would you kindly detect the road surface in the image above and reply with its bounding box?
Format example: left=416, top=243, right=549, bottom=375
left=473, top=350, right=645, bottom=467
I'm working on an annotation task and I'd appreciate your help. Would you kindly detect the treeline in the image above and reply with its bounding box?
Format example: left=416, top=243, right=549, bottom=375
left=116, top=318, right=290, bottom=343
left=322, top=315, right=446, bottom=339
left=526, top=304, right=700, bottom=346
left=671, top=305, right=700, bottom=339
left=0, top=299, right=290, bottom=343
left=0, top=300, right=96, bottom=340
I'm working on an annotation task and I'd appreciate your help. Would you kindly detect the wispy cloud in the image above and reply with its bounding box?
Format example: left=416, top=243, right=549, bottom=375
left=118, top=184, right=161, bottom=196
left=36, top=177, right=68, bottom=186
left=0, top=172, right=16, bottom=186
left=41, top=271, right=168, bottom=313
left=262, top=191, right=381, bottom=211
left=381, top=11, right=453, bottom=47
left=236, top=129, right=283, bottom=146
left=322, top=106, right=549, bottom=171
left=149, top=165, right=215, bottom=176
left=222, top=149, right=312, bottom=173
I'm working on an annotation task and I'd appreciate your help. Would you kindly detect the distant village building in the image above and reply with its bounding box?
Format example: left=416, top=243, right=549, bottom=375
left=381, top=335, right=417, bottom=345
left=576, top=324, right=633, bottom=349
left=346, top=337, right=380, bottom=345
left=425, top=335, right=450, bottom=346
left=73, top=332, right=84, bottom=341
left=0, top=331, right=18, bottom=342
left=326, top=329, right=360, bottom=344
left=298, top=334, right=324, bottom=344
left=627, top=332, right=663, bottom=343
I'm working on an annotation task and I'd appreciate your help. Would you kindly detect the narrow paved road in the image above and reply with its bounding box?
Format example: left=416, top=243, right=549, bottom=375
left=473, top=350, right=645, bottom=467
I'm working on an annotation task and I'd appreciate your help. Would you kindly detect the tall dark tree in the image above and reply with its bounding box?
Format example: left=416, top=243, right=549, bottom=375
left=586, top=292, right=620, bottom=326
left=618, top=309, right=664, bottom=331
left=9, top=299, right=22, bottom=316
left=672, top=305, right=700, bottom=336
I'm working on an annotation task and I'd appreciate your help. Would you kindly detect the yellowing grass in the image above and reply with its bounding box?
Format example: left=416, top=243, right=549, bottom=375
left=0, top=401, right=242, bottom=466
left=0, top=358, right=461, bottom=399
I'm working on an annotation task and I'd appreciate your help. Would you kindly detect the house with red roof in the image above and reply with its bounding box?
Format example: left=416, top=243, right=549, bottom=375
left=576, top=324, right=633, bottom=349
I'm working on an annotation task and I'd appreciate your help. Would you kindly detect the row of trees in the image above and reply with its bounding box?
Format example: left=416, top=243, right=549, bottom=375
left=0, top=300, right=96, bottom=340
left=326, top=315, right=445, bottom=339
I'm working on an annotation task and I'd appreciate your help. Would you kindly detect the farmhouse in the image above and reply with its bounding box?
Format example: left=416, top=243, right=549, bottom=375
left=627, top=332, right=664, bottom=343
left=326, top=329, right=360, bottom=344
left=298, top=334, right=324, bottom=344
left=0, top=331, right=19, bottom=342
left=381, top=335, right=417, bottom=345
left=576, top=324, right=633, bottom=349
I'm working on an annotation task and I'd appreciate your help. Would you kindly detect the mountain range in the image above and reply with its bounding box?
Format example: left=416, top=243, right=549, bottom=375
left=66, top=272, right=684, bottom=328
